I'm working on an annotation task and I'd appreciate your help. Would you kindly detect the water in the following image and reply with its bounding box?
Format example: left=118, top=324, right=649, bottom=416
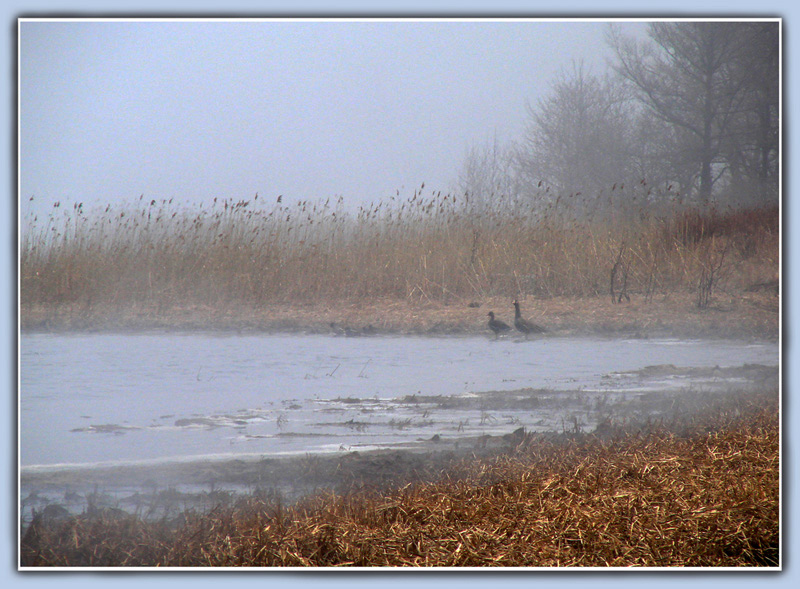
left=20, top=332, right=778, bottom=470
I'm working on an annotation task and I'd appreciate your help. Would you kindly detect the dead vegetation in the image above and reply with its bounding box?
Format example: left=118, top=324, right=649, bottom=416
left=21, top=393, right=779, bottom=568
left=19, top=190, right=779, bottom=334
left=18, top=190, right=780, bottom=568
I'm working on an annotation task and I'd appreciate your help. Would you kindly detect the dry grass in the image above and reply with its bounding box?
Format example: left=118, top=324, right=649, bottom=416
left=21, top=396, right=779, bottom=568
left=19, top=189, right=779, bottom=332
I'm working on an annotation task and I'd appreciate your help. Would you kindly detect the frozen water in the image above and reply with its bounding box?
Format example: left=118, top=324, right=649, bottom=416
left=20, top=332, right=778, bottom=469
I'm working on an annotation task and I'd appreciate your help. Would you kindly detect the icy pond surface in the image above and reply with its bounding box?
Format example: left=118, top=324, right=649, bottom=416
left=20, top=332, right=778, bottom=470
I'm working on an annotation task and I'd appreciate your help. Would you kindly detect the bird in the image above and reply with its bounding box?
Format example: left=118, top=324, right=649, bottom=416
left=487, top=311, right=511, bottom=338
left=513, top=299, right=547, bottom=339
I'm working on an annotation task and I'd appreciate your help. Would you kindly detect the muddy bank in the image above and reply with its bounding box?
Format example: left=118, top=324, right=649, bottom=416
left=21, top=363, right=778, bottom=524
left=20, top=289, right=779, bottom=340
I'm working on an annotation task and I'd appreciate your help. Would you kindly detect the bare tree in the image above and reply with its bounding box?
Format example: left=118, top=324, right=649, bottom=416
left=518, top=62, right=636, bottom=212
left=718, top=22, right=779, bottom=204
left=455, top=136, right=523, bottom=216
left=608, top=22, right=769, bottom=206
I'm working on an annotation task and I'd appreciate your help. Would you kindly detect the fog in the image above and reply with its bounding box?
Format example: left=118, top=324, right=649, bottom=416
left=16, top=15, right=784, bottom=569
left=19, top=19, right=645, bottom=219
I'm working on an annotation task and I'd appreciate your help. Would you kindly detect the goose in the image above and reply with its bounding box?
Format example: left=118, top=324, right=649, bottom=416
left=513, top=299, right=546, bottom=339
left=487, top=311, right=511, bottom=338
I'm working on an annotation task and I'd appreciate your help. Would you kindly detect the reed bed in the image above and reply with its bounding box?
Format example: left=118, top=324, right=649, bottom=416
left=20, top=187, right=779, bottom=327
left=21, top=394, right=779, bottom=568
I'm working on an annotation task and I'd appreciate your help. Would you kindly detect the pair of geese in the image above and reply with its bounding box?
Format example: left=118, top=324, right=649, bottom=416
left=488, top=300, right=546, bottom=339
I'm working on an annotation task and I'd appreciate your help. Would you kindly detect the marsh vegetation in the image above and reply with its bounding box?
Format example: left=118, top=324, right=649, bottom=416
left=21, top=387, right=778, bottom=567
left=20, top=191, right=778, bottom=337
left=18, top=20, right=781, bottom=569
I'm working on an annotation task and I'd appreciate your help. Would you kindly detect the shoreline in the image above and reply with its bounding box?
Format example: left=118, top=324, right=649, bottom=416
left=22, top=405, right=779, bottom=568
left=21, top=363, right=779, bottom=523
left=20, top=426, right=543, bottom=524
left=20, top=290, right=779, bottom=340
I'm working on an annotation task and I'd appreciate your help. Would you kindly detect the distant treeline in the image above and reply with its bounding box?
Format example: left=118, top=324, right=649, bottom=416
left=458, top=22, right=779, bottom=214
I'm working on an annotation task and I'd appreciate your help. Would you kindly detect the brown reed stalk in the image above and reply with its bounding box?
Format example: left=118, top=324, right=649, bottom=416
left=20, top=193, right=779, bottom=321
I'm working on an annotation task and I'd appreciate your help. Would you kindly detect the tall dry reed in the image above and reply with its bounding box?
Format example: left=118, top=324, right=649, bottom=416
left=20, top=186, right=779, bottom=318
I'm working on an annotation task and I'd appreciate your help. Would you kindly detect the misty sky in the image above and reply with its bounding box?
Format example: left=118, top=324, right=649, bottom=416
left=19, top=18, right=647, bottom=218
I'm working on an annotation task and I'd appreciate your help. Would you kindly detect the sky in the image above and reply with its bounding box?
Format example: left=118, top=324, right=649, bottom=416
left=19, top=18, right=646, bottom=218
left=6, top=2, right=796, bottom=587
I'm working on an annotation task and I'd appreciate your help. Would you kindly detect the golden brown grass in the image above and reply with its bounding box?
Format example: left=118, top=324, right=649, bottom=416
left=20, top=190, right=779, bottom=333
left=21, top=397, right=779, bottom=568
